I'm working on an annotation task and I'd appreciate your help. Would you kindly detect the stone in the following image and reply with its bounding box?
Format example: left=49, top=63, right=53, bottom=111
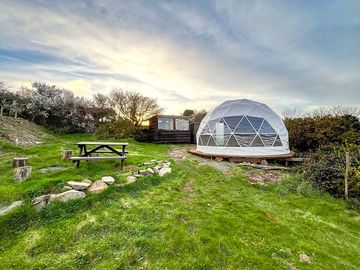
left=39, top=166, right=68, bottom=173
left=63, top=185, right=72, bottom=191
left=0, top=200, right=23, bottom=216
left=67, top=181, right=91, bottom=190
left=299, top=253, right=311, bottom=264
left=126, top=176, right=137, bottom=184
left=133, top=173, right=144, bottom=178
left=32, top=194, right=51, bottom=205
left=14, top=166, right=32, bottom=182
left=146, top=168, right=154, bottom=174
left=162, top=162, right=171, bottom=168
left=101, top=176, right=115, bottom=185
left=260, top=159, right=269, bottom=166
left=82, top=179, right=92, bottom=184
left=159, top=167, right=171, bottom=177
left=153, top=166, right=160, bottom=174
left=33, top=200, right=47, bottom=212
left=87, top=180, right=108, bottom=193
left=49, top=190, right=86, bottom=203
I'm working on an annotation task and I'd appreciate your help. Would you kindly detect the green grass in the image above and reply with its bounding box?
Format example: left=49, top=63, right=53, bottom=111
left=0, top=134, right=359, bottom=269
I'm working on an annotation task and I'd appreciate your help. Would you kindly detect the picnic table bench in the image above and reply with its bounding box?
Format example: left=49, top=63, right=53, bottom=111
left=70, top=142, right=128, bottom=169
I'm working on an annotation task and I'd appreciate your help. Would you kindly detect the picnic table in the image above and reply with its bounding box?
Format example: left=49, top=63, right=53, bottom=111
left=70, top=142, right=128, bottom=169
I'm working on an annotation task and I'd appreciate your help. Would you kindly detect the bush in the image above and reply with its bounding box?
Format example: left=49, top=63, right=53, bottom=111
left=285, top=115, right=360, bottom=152
left=303, top=146, right=360, bottom=199
left=96, top=118, right=135, bottom=139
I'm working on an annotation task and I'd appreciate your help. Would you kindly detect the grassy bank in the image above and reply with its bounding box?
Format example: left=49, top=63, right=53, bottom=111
left=0, top=134, right=359, bottom=269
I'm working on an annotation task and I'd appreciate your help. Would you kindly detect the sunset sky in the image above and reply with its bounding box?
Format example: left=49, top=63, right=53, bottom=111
left=0, top=0, right=359, bottom=114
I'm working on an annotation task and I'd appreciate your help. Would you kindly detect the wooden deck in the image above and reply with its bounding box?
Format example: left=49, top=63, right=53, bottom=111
left=189, top=147, right=295, bottom=164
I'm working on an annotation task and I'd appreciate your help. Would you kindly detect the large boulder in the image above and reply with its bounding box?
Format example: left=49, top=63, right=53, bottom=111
left=67, top=181, right=91, bottom=190
left=87, top=180, right=108, bottom=193
left=101, top=176, right=115, bottom=185
left=49, top=190, right=86, bottom=203
left=0, top=200, right=23, bottom=216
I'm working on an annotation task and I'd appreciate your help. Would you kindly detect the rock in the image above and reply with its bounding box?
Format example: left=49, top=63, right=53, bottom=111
left=49, top=190, right=86, bottom=203
left=32, top=194, right=51, bottom=205
left=0, top=200, right=23, bottom=216
left=82, top=179, right=92, bottom=184
left=260, top=159, right=269, bottom=166
left=136, top=170, right=151, bottom=176
left=153, top=166, right=160, bottom=174
left=126, top=176, right=137, bottom=184
left=146, top=168, right=154, bottom=174
left=33, top=200, right=47, bottom=212
left=159, top=167, right=171, bottom=177
left=63, top=185, right=72, bottom=191
left=162, top=162, right=171, bottom=168
left=67, top=181, right=91, bottom=190
left=299, top=253, right=311, bottom=264
left=39, top=166, right=69, bottom=173
left=87, top=180, right=108, bottom=193
left=101, top=176, right=115, bottom=185
left=139, top=169, right=148, bottom=175
left=133, top=173, right=144, bottom=178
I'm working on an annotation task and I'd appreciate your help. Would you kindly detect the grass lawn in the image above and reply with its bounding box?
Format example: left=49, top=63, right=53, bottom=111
left=0, top=134, right=359, bottom=269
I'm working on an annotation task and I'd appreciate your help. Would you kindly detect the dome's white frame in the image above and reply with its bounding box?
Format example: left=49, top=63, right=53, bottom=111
left=196, top=99, right=290, bottom=156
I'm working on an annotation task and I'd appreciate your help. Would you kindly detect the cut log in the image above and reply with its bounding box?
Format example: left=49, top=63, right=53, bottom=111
left=239, top=162, right=290, bottom=170
left=62, top=150, right=73, bottom=161
left=12, top=158, right=28, bottom=168
left=14, top=166, right=32, bottom=182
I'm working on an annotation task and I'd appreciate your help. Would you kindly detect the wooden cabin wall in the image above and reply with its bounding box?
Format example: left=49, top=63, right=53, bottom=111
left=148, top=116, right=191, bottom=144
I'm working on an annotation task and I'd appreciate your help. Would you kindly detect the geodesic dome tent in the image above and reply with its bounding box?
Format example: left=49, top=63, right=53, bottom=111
left=196, top=99, right=290, bottom=156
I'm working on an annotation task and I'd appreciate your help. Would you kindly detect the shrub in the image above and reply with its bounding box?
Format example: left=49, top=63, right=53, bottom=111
left=303, top=146, right=360, bottom=199
left=285, top=115, right=360, bottom=152
left=96, top=118, right=135, bottom=139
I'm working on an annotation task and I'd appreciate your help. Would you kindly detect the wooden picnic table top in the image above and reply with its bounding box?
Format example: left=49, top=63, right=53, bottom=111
left=76, top=142, right=128, bottom=146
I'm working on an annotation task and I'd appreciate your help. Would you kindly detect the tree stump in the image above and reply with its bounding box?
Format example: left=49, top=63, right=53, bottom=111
left=62, top=150, right=74, bottom=161
left=14, top=166, right=32, bottom=182
left=12, top=158, right=28, bottom=168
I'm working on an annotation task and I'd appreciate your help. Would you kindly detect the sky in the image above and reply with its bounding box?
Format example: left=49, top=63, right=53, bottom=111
left=0, top=0, right=359, bottom=115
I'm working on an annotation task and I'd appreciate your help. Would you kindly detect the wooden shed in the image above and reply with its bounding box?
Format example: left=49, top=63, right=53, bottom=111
left=148, top=115, right=191, bottom=144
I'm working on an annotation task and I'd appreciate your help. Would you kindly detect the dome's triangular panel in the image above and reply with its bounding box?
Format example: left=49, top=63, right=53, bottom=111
left=259, top=119, right=276, bottom=134
left=234, top=116, right=255, bottom=133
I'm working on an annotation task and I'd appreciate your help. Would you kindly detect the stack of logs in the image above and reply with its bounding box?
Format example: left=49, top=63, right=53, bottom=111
left=13, top=158, right=31, bottom=182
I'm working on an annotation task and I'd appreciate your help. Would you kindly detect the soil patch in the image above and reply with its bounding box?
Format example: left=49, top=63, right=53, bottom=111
left=244, top=169, right=284, bottom=184
left=168, top=147, right=188, bottom=162
left=0, top=116, right=47, bottom=146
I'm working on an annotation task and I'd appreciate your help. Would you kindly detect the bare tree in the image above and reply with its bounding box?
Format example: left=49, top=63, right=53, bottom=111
left=282, top=108, right=302, bottom=119
left=109, top=89, right=163, bottom=127
left=310, top=106, right=360, bottom=118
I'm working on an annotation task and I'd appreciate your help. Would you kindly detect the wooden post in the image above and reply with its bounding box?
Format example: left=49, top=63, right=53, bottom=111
left=62, top=150, right=73, bottom=161
left=12, top=158, right=28, bottom=168
left=344, top=151, right=350, bottom=200
left=14, top=166, right=32, bottom=182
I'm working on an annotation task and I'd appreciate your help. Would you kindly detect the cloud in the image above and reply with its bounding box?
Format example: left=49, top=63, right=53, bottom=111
left=0, top=0, right=359, bottom=115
